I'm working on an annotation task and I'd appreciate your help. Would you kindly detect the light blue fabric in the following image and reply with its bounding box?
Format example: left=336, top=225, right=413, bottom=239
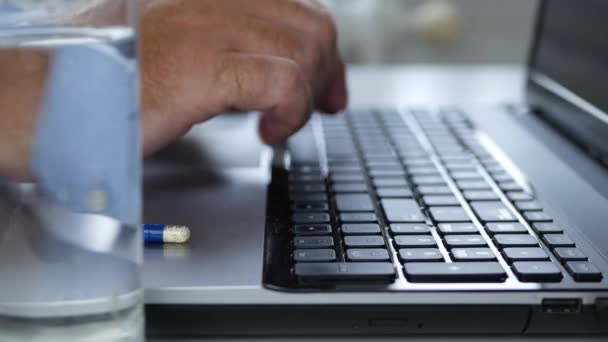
left=32, top=44, right=140, bottom=224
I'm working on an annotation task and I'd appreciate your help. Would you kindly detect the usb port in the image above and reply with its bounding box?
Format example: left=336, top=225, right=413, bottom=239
left=542, top=298, right=582, bottom=314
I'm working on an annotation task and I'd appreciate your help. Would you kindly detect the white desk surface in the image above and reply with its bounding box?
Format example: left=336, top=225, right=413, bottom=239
left=150, top=65, right=602, bottom=341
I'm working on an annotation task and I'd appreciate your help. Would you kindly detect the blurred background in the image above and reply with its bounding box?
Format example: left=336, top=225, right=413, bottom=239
left=321, top=0, right=539, bottom=65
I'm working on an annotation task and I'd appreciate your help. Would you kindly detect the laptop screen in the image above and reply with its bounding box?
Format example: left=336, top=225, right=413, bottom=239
left=528, top=0, right=608, bottom=160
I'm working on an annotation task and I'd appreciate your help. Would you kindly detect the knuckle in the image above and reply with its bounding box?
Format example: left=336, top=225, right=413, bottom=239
left=277, top=61, right=306, bottom=95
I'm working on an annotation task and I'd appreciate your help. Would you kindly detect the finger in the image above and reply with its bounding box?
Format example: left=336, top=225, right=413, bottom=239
left=211, top=53, right=313, bottom=144
left=319, top=58, right=348, bottom=113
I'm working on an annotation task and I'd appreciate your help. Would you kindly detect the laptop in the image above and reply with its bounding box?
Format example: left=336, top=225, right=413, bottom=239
left=145, top=0, right=608, bottom=336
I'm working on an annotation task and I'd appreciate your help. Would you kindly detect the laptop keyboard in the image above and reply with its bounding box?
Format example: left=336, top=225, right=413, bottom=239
left=279, top=109, right=604, bottom=287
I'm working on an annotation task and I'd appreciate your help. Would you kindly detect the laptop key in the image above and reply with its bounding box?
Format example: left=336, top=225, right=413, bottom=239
left=344, top=235, right=386, bottom=248
left=565, top=262, right=603, bottom=282
left=451, top=171, right=482, bottom=180
left=390, top=224, right=431, bottom=235
left=399, top=248, right=444, bottom=262
left=291, top=202, right=329, bottom=212
left=463, top=190, right=500, bottom=201
left=331, top=174, right=366, bottom=183
left=554, top=248, right=588, bottom=262
left=347, top=248, right=390, bottom=261
left=512, top=261, right=562, bottom=282
left=494, top=234, right=538, bottom=248
left=542, top=234, right=575, bottom=248
left=423, top=195, right=460, bottom=206
left=373, top=178, right=409, bottom=188
left=376, top=187, right=413, bottom=198
left=457, top=180, right=491, bottom=190
left=340, top=213, right=378, bottom=223
left=498, top=181, right=523, bottom=192
left=514, top=201, right=543, bottom=211
left=437, top=223, right=479, bottom=235
left=342, top=224, right=381, bottom=235
left=293, top=236, right=334, bottom=249
left=502, top=248, right=550, bottom=262
left=293, top=224, right=332, bottom=236
left=290, top=193, right=328, bottom=203
left=381, top=199, right=426, bottom=223
left=289, top=183, right=326, bottom=193
left=418, top=186, right=453, bottom=195
left=335, top=194, right=375, bottom=212
left=332, top=183, right=368, bottom=193
left=292, top=212, right=330, bottom=224
left=486, top=223, right=528, bottom=235
left=451, top=248, right=497, bottom=261
left=470, top=201, right=517, bottom=222
left=532, top=223, right=563, bottom=234
left=523, top=211, right=553, bottom=222
left=294, top=249, right=336, bottom=262
left=429, top=206, right=470, bottom=222
left=403, top=262, right=507, bottom=283
left=411, top=175, right=446, bottom=185
left=444, top=235, right=487, bottom=248
left=294, top=262, right=395, bottom=281
left=507, top=192, right=535, bottom=202
left=394, top=235, right=437, bottom=248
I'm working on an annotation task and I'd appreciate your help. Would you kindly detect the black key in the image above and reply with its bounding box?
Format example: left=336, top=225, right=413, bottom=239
left=451, top=248, right=497, bottom=261
left=463, top=190, right=500, bottom=201
left=471, top=201, right=517, bottom=222
left=293, top=236, right=334, bottom=248
left=332, top=183, right=368, bottom=193
left=512, top=261, right=562, bottom=282
left=429, top=206, right=470, bottom=222
left=494, top=234, right=538, bottom=248
left=492, top=173, right=514, bottom=183
left=290, top=193, right=328, bottom=202
left=399, top=248, right=443, bottom=262
left=289, top=174, right=324, bottom=183
left=373, top=178, right=408, bottom=187
left=344, top=235, right=386, bottom=248
left=291, top=202, right=329, bottom=212
left=390, top=224, right=431, bottom=235
left=424, top=195, right=460, bottom=206
left=542, top=234, right=575, bottom=248
left=507, top=192, right=534, bottom=202
left=293, top=224, right=332, bottom=236
left=499, top=181, right=523, bottom=192
left=394, top=235, right=437, bottom=248
left=565, top=262, right=603, bottom=282
left=554, top=248, right=587, bottom=262
left=457, top=180, right=491, bottom=190
left=437, top=223, right=478, bottom=235
left=369, top=169, right=406, bottom=178
left=514, top=201, right=543, bottom=211
left=381, top=199, right=425, bottom=223
left=376, top=187, right=413, bottom=198
left=342, top=224, right=381, bottom=235
left=444, top=235, right=487, bottom=248
left=340, top=213, right=378, bottom=223
left=331, top=174, right=366, bottom=183
left=294, top=249, right=336, bottom=262
left=335, top=194, right=375, bottom=212
left=412, top=175, right=446, bottom=185
left=290, top=183, right=325, bottom=193
left=451, top=171, right=482, bottom=180
left=532, top=223, right=563, bottom=234
left=403, top=262, right=507, bottom=283
left=524, top=211, right=553, bottom=222
left=292, top=212, right=330, bottom=224
left=294, top=262, right=395, bottom=281
left=347, top=248, right=390, bottom=261
left=502, top=248, right=550, bottom=262
left=417, top=186, right=453, bottom=195
left=486, top=223, right=528, bottom=235
left=408, top=167, right=441, bottom=175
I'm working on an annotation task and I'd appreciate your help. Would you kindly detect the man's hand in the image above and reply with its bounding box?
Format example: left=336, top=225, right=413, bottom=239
left=0, top=0, right=346, bottom=180
left=139, top=0, right=347, bottom=155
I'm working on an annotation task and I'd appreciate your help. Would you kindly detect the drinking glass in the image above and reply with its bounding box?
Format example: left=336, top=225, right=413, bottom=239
left=0, top=1, right=142, bottom=341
